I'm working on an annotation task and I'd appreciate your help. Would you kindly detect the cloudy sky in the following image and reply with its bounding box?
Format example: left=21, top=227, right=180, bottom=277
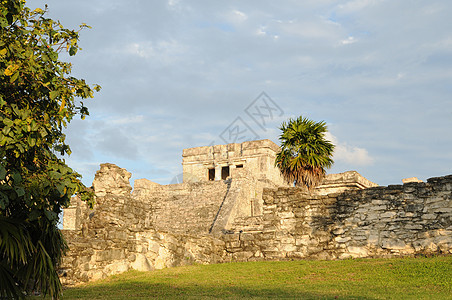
left=27, top=0, right=452, bottom=187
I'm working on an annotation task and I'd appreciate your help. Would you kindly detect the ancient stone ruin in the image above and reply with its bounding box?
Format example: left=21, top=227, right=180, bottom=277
left=60, top=139, right=452, bottom=285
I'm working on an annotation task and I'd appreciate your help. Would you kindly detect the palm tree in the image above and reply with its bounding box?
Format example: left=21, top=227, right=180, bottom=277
left=275, top=116, right=335, bottom=189
left=0, top=216, right=67, bottom=299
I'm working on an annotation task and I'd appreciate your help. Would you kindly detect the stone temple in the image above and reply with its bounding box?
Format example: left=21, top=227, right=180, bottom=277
left=60, top=139, right=452, bottom=285
left=181, top=139, right=377, bottom=191
left=182, top=139, right=286, bottom=185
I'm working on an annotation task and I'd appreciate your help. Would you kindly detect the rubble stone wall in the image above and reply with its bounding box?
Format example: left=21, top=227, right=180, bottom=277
left=133, top=179, right=231, bottom=235
left=60, top=164, right=232, bottom=285
left=224, top=175, right=452, bottom=260
left=61, top=164, right=451, bottom=285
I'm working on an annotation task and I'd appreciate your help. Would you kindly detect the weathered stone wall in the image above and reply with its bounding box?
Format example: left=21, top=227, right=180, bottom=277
left=314, top=171, right=379, bottom=195
left=133, top=179, right=230, bottom=235
left=60, top=164, right=231, bottom=285
left=182, top=139, right=286, bottom=186
left=61, top=228, right=228, bottom=285
left=61, top=163, right=451, bottom=286
left=224, top=175, right=452, bottom=260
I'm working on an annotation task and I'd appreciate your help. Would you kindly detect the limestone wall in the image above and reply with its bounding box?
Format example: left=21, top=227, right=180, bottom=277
left=224, top=175, right=452, bottom=260
left=133, top=179, right=230, bottom=235
left=61, top=163, right=451, bottom=285
left=60, top=164, right=231, bottom=285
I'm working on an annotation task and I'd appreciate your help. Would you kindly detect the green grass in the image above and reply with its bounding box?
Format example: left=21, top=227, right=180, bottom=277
left=61, top=256, right=452, bottom=299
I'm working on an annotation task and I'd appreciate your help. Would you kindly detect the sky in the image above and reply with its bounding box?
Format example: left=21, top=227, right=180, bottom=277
left=26, top=0, right=452, bottom=187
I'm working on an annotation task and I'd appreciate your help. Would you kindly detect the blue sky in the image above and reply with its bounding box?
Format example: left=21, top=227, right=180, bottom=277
left=27, top=0, right=452, bottom=187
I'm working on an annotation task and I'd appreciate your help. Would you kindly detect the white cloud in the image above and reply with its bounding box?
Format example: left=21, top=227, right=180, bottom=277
left=325, top=132, right=374, bottom=166
left=124, top=40, right=187, bottom=64
left=277, top=18, right=342, bottom=41
left=338, top=0, right=381, bottom=13
left=256, top=26, right=266, bottom=36
left=168, top=0, right=179, bottom=7
left=341, top=36, right=356, bottom=45
left=110, top=115, right=144, bottom=125
left=233, top=10, right=248, bottom=22
left=335, top=145, right=374, bottom=166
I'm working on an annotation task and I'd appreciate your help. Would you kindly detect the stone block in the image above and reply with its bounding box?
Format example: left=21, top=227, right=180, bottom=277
left=432, top=207, right=452, bottom=213
left=422, top=214, right=437, bottom=220
left=131, top=253, right=154, bottom=271
left=278, top=211, right=295, bottom=219
left=280, top=243, right=297, bottom=252
left=95, top=249, right=125, bottom=262
left=380, top=211, right=396, bottom=219
left=86, top=269, right=104, bottom=282
left=262, top=251, right=284, bottom=258
left=381, top=239, right=406, bottom=250
left=425, top=197, right=446, bottom=204
left=334, top=236, right=351, bottom=243
left=371, top=200, right=386, bottom=205
left=404, top=224, right=423, bottom=230
left=332, top=228, right=345, bottom=235
left=280, top=218, right=297, bottom=230
left=367, top=234, right=379, bottom=245
left=353, top=235, right=368, bottom=241
left=286, top=251, right=306, bottom=259
left=295, top=237, right=310, bottom=246
left=366, top=211, right=379, bottom=220
left=347, top=246, right=368, bottom=257
left=280, top=236, right=295, bottom=244
left=227, top=241, right=241, bottom=248
left=372, top=205, right=387, bottom=211
left=433, top=235, right=452, bottom=246
left=232, top=251, right=254, bottom=261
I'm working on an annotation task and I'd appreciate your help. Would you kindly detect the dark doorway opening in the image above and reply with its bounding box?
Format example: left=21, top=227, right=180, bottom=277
left=208, top=168, right=215, bottom=181
left=221, top=166, right=230, bottom=180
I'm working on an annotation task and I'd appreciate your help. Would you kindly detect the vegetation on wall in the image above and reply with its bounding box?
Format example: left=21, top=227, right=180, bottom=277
left=0, top=0, right=98, bottom=298
left=275, top=116, right=334, bottom=189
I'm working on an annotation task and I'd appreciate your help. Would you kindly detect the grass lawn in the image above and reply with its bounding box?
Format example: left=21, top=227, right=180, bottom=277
left=61, top=256, right=451, bottom=299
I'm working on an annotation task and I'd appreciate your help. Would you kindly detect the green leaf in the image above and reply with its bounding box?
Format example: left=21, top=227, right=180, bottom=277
left=10, top=71, right=19, bottom=83
left=0, top=15, right=8, bottom=27
left=0, top=191, right=8, bottom=209
left=69, top=46, right=77, bottom=56
left=44, top=210, right=58, bottom=221
left=3, top=118, right=13, bottom=126
left=39, top=127, right=48, bottom=138
left=0, top=165, right=6, bottom=180
left=29, top=209, right=40, bottom=221
left=49, top=171, right=62, bottom=180
left=49, top=90, right=59, bottom=100
left=27, top=136, right=36, bottom=147
left=2, top=126, right=11, bottom=136
left=14, top=187, right=25, bottom=197
left=12, top=171, right=21, bottom=183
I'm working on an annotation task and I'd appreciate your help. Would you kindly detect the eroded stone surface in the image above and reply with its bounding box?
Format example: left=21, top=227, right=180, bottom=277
left=61, top=157, right=452, bottom=285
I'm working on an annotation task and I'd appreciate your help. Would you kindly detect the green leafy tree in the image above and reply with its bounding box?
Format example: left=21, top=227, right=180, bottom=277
left=275, top=116, right=335, bottom=189
left=0, top=1, right=98, bottom=298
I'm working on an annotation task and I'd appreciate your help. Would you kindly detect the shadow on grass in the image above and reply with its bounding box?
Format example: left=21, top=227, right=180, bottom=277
left=62, top=281, right=377, bottom=300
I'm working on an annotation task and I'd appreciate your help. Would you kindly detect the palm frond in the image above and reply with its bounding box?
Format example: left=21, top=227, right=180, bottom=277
left=0, top=261, right=24, bottom=299
left=275, top=116, right=335, bottom=189
left=0, top=217, right=33, bottom=266
left=0, top=217, right=66, bottom=299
